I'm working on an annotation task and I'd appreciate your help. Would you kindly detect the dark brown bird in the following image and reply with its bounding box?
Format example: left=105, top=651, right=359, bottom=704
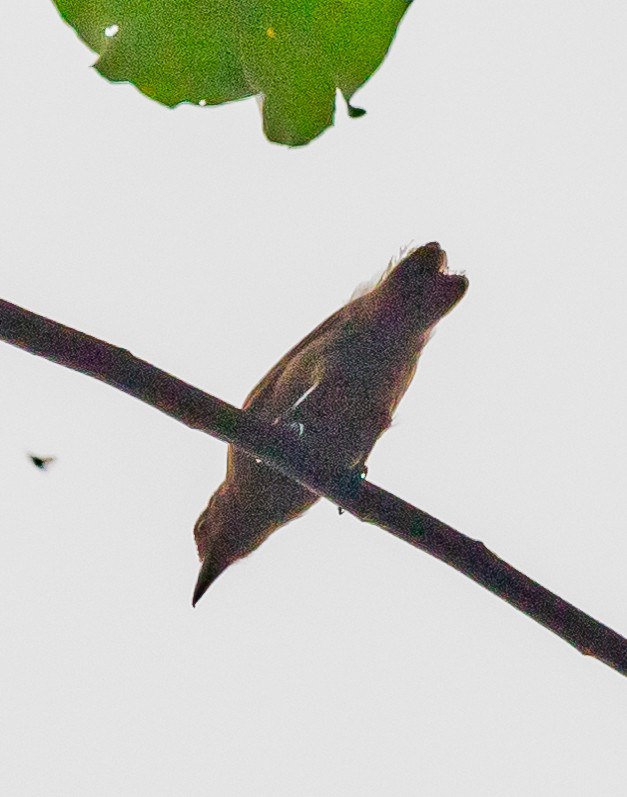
left=192, top=242, right=468, bottom=605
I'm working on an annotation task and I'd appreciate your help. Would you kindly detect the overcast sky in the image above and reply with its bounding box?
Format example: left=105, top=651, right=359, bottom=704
left=2, top=2, right=627, bottom=795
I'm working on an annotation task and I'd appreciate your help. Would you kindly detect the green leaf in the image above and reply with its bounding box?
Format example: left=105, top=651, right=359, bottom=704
left=52, top=0, right=413, bottom=146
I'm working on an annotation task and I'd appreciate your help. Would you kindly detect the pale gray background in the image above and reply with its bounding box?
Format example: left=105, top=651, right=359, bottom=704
left=2, top=1, right=627, bottom=795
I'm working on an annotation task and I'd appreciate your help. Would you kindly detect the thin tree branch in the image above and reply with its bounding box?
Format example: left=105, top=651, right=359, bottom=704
left=1, top=296, right=626, bottom=677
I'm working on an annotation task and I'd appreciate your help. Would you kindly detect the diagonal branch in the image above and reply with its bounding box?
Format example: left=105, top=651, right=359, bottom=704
left=1, top=296, right=626, bottom=677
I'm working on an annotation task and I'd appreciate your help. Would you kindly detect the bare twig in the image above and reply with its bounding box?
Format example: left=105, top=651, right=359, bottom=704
left=1, top=296, right=626, bottom=677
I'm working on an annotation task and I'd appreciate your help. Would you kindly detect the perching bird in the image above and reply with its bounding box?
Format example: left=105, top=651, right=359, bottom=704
left=192, top=242, right=468, bottom=605
left=28, top=454, right=56, bottom=471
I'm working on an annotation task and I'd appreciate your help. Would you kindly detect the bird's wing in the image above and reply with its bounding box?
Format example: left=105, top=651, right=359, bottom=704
left=242, top=303, right=351, bottom=412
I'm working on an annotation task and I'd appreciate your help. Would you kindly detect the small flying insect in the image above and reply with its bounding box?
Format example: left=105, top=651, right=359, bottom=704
left=28, top=454, right=56, bottom=471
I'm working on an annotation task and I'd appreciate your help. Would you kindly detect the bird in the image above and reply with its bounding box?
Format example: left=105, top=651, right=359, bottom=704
left=28, top=454, right=56, bottom=471
left=192, top=242, right=468, bottom=605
